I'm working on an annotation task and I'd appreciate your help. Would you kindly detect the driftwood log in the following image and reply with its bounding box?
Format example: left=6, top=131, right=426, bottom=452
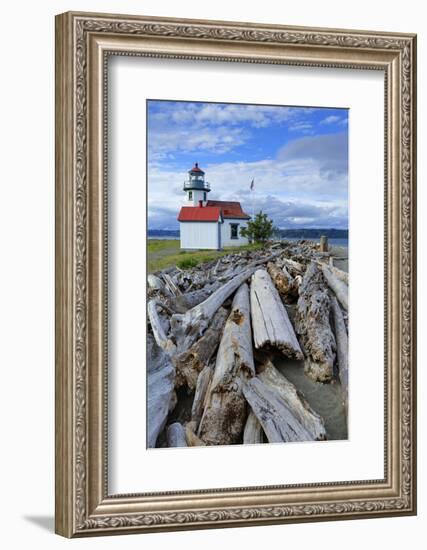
left=173, top=307, right=227, bottom=390
left=190, top=365, right=213, bottom=428
left=170, top=267, right=256, bottom=352
left=147, top=336, right=176, bottom=448
left=185, top=422, right=206, bottom=446
left=295, top=262, right=336, bottom=382
left=177, top=281, right=222, bottom=309
left=243, top=411, right=264, bottom=444
left=267, top=261, right=297, bottom=302
left=250, top=269, right=303, bottom=359
left=147, top=241, right=348, bottom=448
left=166, top=422, right=187, bottom=447
left=148, top=274, right=167, bottom=292
left=281, top=257, right=304, bottom=276
left=327, top=264, right=349, bottom=285
left=169, top=254, right=280, bottom=352
left=258, top=359, right=326, bottom=439
left=321, top=264, right=348, bottom=311
left=147, top=299, right=176, bottom=356
left=242, top=378, right=316, bottom=443
left=198, top=284, right=255, bottom=445
left=330, top=295, right=349, bottom=412
left=162, top=272, right=182, bottom=296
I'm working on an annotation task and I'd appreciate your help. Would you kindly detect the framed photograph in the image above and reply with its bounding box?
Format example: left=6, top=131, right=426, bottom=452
left=55, top=11, right=417, bottom=537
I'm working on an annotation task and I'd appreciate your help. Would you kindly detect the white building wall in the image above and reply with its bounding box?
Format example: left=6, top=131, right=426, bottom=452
left=185, top=189, right=208, bottom=206
left=220, top=219, right=249, bottom=248
left=180, top=222, right=219, bottom=250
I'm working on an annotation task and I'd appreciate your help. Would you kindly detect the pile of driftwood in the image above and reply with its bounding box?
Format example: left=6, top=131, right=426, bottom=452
left=147, top=240, right=348, bottom=449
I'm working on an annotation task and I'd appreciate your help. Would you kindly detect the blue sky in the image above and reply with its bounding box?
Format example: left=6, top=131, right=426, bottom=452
left=147, top=100, right=348, bottom=230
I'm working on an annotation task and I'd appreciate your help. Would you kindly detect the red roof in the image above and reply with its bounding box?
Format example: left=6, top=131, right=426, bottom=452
left=206, top=200, right=250, bottom=219
left=189, top=163, right=204, bottom=174
left=178, top=206, right=222, bottom=222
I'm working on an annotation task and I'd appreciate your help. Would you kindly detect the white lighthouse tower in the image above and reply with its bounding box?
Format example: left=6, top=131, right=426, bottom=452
left=183, top=163, right=210, bottom=206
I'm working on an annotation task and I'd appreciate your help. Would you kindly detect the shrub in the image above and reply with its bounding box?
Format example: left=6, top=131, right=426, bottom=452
left=177, top=257, right=199, bottom=269
left=240, top=211, right=277, bottom=243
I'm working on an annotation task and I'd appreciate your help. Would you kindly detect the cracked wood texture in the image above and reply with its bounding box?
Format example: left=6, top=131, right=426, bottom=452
left=295, top=262, right=336, bottom=382
left=250, top=269, right=303, bottom=359
left=198, top=284, right=255, bottom=445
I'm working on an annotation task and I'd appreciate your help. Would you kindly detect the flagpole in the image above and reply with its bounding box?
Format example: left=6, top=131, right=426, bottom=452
left=250, top=178, right=255, bottom=220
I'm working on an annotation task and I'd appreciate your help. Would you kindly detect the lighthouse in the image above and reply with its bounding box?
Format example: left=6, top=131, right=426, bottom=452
left=178, top=163, right=250, bottom=250
left=183, top=163, right=210, bottom=206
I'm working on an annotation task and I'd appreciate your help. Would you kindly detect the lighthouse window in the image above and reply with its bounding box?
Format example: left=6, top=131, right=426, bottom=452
left=188, top=191, right=192, bottom=200
left=230, top=223, right=239, bottom=239
left=203, top=192, right=206, bottom=201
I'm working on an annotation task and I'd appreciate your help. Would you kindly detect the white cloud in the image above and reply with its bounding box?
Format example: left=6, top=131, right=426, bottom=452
left=288, top=122, right=314, bottom=134
left=320, top=115, right=341, bottom=125
left=148, top=102, right=321, bottom=157
left=147, top=103, right=348, bottom=229
left=148, top=125, right=248, bottom=157
left=148, top=151, right=348, bottom=229
left=150, top=102, right=295, bottom=129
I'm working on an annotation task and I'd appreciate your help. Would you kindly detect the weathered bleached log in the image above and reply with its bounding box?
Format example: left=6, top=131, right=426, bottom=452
left=315, top=251, right=331, bottom=259
left=166, top=422, right=187, bottom=447
left=330, top=295, right=349, bottom=411
left=294, top=275, right=303, bottom=291
left=170, top=266, right=257, bottom=352
left=243, top=411, right=264, bottom=444
left=318, top=259, right=349, bottom=286
left=250, top=269, right=303, bottom=359
left=258, top=360, right=326, bottom=439
left=173, top=307, right=228, bottom=389
left=267, top=262, right=297, bottom=302
left=198, top=284, right=255, bottom=445
left=191, top=365, right=213, bottom=428
left=147, top=299, right=177, bottom=356
left=147, top=336, right=176, bottom=448
left=148, top=274, right=166, bottom=291
left=187, top=270, right=213, bottom=290
left=162, top=272, right=182, bottom=296
left=242, top=378, right=315, bottom=443
left=295, top=262, right=336, bottom=382
left=176, top=281, right=222, bottom=310
left=282, top=258, right=304, bottom=275
left=161, top=266, right=177, bottom=275
left=185, top=422, right=206, bottom=446
left=321, top=264, right=348, bottom=311
left=329, top=264, right=349, bottom=285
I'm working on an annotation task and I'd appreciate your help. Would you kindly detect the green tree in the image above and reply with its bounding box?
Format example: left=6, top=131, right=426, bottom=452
left=240, top=211, right=276, bottom=243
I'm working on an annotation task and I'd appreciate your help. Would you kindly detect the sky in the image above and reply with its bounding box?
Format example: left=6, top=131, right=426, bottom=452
left=147, top=100, right=348, bottom=230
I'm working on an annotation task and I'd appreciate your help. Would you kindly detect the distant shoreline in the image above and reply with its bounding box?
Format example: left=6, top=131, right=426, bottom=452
left=148, top=235, right=349, bottom=248
left=148, top=228, right=349, bottom=240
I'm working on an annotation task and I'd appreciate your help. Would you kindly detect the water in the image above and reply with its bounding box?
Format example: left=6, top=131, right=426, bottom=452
left=280, top=237, right=348, bottom=248
left=148, top=235, right=349, bottom=247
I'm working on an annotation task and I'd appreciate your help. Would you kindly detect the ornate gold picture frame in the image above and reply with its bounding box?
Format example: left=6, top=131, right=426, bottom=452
left=55, top=11, right=416, bottom=537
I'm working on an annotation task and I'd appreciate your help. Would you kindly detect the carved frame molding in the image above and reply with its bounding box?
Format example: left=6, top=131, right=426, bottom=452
left=55, top=12, right=416, bottom=537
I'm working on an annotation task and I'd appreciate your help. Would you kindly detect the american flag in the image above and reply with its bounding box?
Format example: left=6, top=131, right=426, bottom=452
left=250, top=178, right=254, bottom=191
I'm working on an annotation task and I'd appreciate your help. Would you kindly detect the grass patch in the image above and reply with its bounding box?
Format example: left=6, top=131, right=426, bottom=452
left=147, top=239, right=180, bottom=253
left=177, top=257, right=200, bottom=269
left=148, top=239, right=264, bottom=273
